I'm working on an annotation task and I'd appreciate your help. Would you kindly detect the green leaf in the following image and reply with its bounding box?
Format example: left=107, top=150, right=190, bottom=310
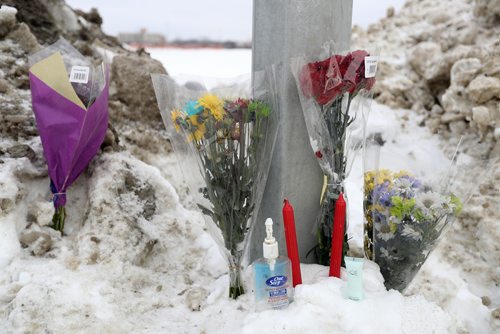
left=248, top=101, right=271, bottom=118
left=450, top=194, right=463, bottom=215
left=413, top=208, right=425, bottom=222
left=390, top=196, right=415, bottom=220
left=389, top=196, right=403, bottom=219
left=197, top=204, right=215, bottom=218
left=389, top=221, right=398, bottom=234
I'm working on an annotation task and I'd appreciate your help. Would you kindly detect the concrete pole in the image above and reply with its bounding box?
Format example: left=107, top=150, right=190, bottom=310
left=251, top=0, right=353, bottom=263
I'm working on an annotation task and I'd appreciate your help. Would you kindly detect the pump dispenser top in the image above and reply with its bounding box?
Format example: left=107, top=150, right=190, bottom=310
left=263, top=218, right=278, bottom=259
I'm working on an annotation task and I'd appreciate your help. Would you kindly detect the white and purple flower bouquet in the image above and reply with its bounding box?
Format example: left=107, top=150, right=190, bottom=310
left=363, top=138, right=497, bottom=292
left=364, top=169, right=462, bottom=291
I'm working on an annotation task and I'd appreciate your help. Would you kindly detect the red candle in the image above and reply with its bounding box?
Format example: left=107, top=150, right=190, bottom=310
left=329, top=192, right=346, bottom=278
left=282, top=199, right=302, bottom=287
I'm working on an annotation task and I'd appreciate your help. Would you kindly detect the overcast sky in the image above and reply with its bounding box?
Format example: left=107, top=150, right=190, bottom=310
left=66, top=0, right=405, bottom=41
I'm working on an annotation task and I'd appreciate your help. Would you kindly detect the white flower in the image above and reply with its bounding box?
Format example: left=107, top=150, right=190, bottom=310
left=416, top=191, right=445, bottom=210
left=393, top=178, right=415, bottom=197
left=377, top=232, right=394, bottom=242
left=375, top=223, right=394, bottom=241
left=415, top=191, right=447, bottom=219
left=401, top=225, right=422, bottom=241
left=389, top=216, right=402, bottom=225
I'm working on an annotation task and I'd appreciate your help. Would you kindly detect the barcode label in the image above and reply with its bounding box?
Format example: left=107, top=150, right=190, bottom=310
left=364, top=56, right=379, bottom=78
left=69, top=66, right=90, bottom=84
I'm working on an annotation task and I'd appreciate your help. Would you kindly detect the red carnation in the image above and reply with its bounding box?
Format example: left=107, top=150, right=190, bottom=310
left=301, top=50, right=376, bottom=105
left=299, top=55, right=345, bottom=106
left=236, top=98, right=248, bottom=109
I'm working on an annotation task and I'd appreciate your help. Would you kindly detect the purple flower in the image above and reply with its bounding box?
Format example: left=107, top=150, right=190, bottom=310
left=393, top=175, right=423, bottom=199
left=373, top=182, right=395, bottom=207
left=398, top=175, right=422, bottom=188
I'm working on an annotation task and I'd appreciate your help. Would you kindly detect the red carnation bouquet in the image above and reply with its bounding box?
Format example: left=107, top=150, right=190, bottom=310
left=291, top=45, right=378, bottom=266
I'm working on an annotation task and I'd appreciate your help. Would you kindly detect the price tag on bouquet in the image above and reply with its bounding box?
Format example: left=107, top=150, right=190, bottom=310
left=69, top=65, right=90, bottom=84
left=364, top=56, right=379, bottom=78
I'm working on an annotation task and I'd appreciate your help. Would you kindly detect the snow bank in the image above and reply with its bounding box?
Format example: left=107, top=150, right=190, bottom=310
left=0, top=148, right=465, bottom=333
left=242, top=263, right=461, bottom=334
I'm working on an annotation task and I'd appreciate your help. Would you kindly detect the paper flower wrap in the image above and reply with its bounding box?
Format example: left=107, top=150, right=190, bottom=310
left=28, top=38, right=109, bottom=232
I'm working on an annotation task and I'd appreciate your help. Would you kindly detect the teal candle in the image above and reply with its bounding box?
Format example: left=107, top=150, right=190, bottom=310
left=345, top=257, right=364, bottom=300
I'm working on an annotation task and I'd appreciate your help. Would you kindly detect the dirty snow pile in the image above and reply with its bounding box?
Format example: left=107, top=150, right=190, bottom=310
left=352, top=0, right=500, bottom=332
left=353, top=0, right=500, bottom=159
left=0, top=101, right=486, bottom=333
left=0, top=130, right=467, bottom=334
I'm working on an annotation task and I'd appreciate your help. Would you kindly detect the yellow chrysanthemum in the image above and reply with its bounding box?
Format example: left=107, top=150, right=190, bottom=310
left=364, top=171, right=376, bottom=193
left=189, top=114, right=203, bottom=126
left=187, top=114, right=206, bottom=142
left=372, top=204, right=386, bottom=212
left=171, top=109, right=184, bottom=132
left=197, top=94, right=225, bottom=121
left=364, top=171, right=376, bottom=179
left=189, top=123, right=206, bottom=142
left=377, top=169, right=393, bottom=187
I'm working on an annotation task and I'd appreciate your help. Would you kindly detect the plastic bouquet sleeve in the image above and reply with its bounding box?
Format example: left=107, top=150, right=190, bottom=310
left=28, top=38, right=110, bottom=232
left=290, top=42, right=378, bottom=266
left=363, top=137, right=498, bottom=291
left=152, top=67, right=280, bottom=299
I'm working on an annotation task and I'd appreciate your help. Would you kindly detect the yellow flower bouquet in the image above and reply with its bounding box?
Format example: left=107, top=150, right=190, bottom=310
left=152, top=73, right=280, bottom=299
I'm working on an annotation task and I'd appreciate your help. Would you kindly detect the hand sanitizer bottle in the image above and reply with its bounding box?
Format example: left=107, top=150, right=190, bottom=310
left=254, top=218, right=293, bottom=311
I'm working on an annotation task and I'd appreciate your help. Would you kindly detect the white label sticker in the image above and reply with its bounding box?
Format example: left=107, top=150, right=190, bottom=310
left=69, top=66, right=90, bottom=84
left=364, top=56, right=379, bottom=78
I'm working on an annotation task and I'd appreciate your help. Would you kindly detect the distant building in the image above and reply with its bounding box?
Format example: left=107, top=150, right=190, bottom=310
left=117, top=28, right=251, bottom=49
left=118, top=28, right=167, bottom=47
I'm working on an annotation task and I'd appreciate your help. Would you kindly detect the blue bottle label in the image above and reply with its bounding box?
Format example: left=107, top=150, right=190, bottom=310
left=267, top=286, right=289, bottom=309
left=269, top=288, right=287, bottom=297
left=265, top=275, right=287, bottom=287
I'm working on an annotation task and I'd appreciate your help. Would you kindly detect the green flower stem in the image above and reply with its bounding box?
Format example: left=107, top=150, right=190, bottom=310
left=314, top=96, right=353, bottom=266
left=190, top=102, right=270, bottom=298
left=51, top=206, right=66, bottom=232
left=228, top=264, right=245, bottom=299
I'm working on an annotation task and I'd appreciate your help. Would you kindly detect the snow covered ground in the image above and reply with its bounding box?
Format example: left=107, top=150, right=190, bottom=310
left=0, top=48, right=496, bottom=333
left=0, top=101, right=492, bottom=333
left=148, top=48, right=251, bottom=90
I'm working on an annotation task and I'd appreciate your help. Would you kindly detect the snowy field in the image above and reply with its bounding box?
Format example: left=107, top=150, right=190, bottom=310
left=0, top=49, right=495, bottom=333
left=148, top=48, right=251, bottom=90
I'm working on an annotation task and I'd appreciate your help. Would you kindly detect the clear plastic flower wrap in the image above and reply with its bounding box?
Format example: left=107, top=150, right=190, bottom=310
left=28, top=38, right=109, bottom=232
left=363, top=137, right=498, bottom=291
left=152, top=68, right=280, bottom=299
left=291, top=43, right=378, bottom=266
